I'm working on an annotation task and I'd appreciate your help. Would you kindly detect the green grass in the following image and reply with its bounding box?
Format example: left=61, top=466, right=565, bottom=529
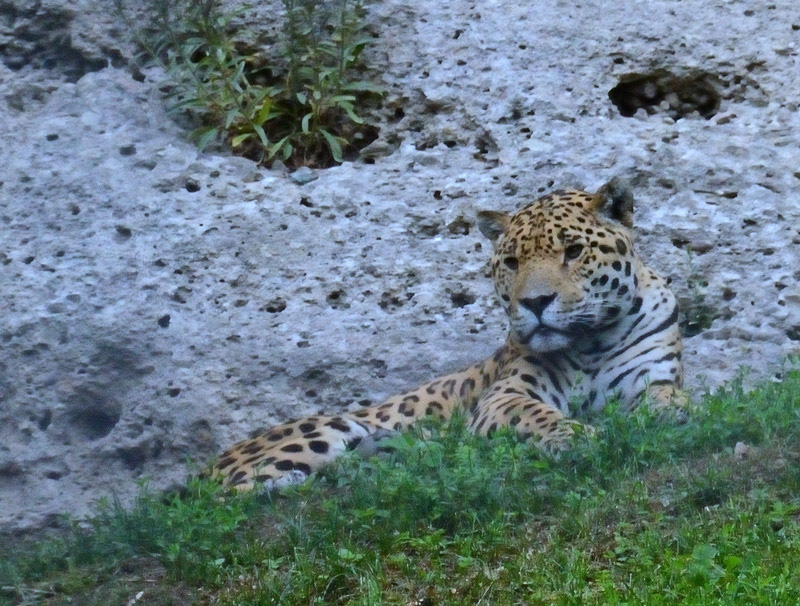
left=2, top=366, right=799, bottom=605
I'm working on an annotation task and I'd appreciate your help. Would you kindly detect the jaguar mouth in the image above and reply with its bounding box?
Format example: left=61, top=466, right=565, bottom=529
left=521, top=325, right=568, bottom=343
left=519, top=321, right=594, bottom=349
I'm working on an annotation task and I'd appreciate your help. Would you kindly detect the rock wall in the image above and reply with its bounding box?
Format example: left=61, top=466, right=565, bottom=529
left=1, top=0, right=798, bottom=535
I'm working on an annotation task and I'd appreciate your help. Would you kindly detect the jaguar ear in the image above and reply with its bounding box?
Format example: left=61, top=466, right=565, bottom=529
left=477, top=210, right=510, bottom=245
left=591, top=177, right=634, bottom=228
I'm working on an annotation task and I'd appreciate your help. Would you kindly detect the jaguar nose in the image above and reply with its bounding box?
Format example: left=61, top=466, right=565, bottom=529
left=519, top=294, right=556, bottom=319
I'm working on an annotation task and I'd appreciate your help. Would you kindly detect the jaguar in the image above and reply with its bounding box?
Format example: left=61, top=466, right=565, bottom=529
left=211, top=179, right=685, bottom=490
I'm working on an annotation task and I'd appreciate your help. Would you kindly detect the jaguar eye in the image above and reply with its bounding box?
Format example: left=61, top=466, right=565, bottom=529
left=504, top=257, right=519, bottom=270
left=564, top=243, right=583, bottom=261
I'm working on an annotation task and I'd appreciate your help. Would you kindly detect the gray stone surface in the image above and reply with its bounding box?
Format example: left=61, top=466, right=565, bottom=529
left=1, top=0, right=799, bottom=535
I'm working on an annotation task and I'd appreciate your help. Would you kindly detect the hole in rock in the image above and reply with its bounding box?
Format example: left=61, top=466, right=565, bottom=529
left=185, top=180, right=201, bottom=193
left=450, top=291, right=476, bottom=307
left=609, top=69, right=721, bottom=119
left=326, top=290, right=347, bottom=309
left=262, top=298, right=286, bottom=313
left=119, top=446, right=150, bottom=470
left=69, top=408, right=120, bottom=440
left=38, top=409, right=52, bottom=431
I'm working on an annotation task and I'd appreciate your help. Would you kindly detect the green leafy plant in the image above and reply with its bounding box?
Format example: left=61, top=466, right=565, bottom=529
left=118, top=0, right=382, bottom=169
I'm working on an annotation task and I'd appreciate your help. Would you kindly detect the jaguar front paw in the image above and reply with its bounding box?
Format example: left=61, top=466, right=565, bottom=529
left=538, top=418, right=596, bottom=453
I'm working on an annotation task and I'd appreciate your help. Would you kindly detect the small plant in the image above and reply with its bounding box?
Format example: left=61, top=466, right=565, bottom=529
left=118, top=0, right=382, bottom=169
left=681, top=248, right=717, bottom=337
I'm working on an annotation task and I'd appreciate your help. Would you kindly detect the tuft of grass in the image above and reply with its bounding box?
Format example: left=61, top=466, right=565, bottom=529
left=116, top=0, right=383, bottom=169
left=2, top=365, right=799, bottom=605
